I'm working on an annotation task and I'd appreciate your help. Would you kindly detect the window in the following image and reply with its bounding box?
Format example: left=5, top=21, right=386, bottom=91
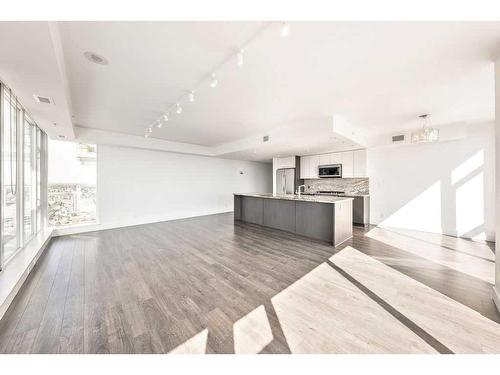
left=48, top=140, right=97, bottom=227
left=23, top=117, right=36, bottom=244
left=0, top=83, right=47, bottom=270
left=1, top=89, right=19, bottom=262
left=36, top=127, right=42, bottom=233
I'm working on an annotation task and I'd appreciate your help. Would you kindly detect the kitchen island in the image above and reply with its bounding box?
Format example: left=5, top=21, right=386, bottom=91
left=234, top=193, right=353, bottom=246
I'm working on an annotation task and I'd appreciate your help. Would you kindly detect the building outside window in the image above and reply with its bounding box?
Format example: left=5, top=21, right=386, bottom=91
left=48, top=140, right=97, bottom=227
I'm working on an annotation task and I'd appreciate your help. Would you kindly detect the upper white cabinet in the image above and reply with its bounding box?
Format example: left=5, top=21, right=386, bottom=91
left=300, top=155, right=319, bottom=179
left=329, top=153, right=342, bottom=165
left=319, top=153, right=331, bottom=166
left=299, top=149, right=367, bottom=179
left=300, top=156, right=309, bottom=179
left=353, top=149, right=367, bottom=177
left=275, top=156, right=296, bottom=169
left=341, top=151, right=354, bottom=178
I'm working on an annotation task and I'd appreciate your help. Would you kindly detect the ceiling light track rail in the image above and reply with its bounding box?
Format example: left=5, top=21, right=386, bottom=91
left=144, top=21, right=290, bottom=138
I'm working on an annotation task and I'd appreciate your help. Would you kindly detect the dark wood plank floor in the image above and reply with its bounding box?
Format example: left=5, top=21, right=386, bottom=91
left=0, top=212, right=498, bottom=354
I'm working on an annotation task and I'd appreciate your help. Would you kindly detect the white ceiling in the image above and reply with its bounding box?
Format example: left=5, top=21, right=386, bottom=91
left=0, top=22, right=74, bottom=139
left=1, top=21, right=500, bottom=161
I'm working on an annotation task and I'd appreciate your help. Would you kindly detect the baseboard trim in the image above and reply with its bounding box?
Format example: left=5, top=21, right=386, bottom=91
left=493, top=286, right=500, bottom=313
left=52, top=210, right=235, bottom=237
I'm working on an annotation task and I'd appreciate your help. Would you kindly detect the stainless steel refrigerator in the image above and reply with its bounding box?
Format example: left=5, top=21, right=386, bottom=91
left=276, top=168, right=295, bottom=195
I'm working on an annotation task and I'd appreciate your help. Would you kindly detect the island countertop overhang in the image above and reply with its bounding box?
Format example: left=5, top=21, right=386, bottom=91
left=233, top=192, right=353, bottom=204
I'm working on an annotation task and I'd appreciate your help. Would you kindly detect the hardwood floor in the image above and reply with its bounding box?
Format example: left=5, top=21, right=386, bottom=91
left=0, top=212, right=498, bottom=354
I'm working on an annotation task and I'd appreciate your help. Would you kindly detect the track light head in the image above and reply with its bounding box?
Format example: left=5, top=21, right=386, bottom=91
left=163, top=114, right=169, bottom=122
left=210, top=73, right=218, bottom=88
left=189, top=91, right=195, bottom=102
left=176, top=103, right=182, bottom=114
left=237, top=49, right=244, bottom=66
left=281, top=22, right=290, bottom=37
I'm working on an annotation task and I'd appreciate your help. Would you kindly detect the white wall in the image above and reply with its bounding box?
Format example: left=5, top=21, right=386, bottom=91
left=367, top=122, right=495, bottom=242
left=56, top=144, right=272, bottom=234
left=494, top=59, right=500, bottom=311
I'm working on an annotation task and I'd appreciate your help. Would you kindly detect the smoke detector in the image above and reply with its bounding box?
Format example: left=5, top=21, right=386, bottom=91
left=84, top=51, right=108, bottom=65
left=33, top=95, right=54, bottom=105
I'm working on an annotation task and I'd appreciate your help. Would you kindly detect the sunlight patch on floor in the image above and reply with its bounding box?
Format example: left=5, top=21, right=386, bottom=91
left=270, top=262, right=436, bottom=353
left=330, top=247, right=500, bottom=353
left=169, top=329, right=208, bottom=354
left=365, top=227, right=495, bottom=284
left=377, top=226, right=494, bottom=261
left=233, top=305, right=273, bottom=354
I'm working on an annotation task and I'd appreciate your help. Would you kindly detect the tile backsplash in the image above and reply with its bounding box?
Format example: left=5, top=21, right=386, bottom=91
left=304, top=178, right=369, bottom=195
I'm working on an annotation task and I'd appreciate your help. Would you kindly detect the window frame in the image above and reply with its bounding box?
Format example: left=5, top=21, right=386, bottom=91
left=47, top=139, right=98, bottom=228
left=0, top=81, right=47, bottom=271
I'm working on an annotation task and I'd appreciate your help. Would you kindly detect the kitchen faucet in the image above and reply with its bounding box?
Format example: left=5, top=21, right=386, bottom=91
left=296, top=184, right=306, bottom=197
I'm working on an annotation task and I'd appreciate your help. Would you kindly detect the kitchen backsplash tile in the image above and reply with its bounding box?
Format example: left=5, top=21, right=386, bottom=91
left=304, top=178, right=369, bottom=195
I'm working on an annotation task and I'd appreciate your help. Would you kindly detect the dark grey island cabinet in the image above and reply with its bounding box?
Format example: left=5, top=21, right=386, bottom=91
left=234, top=193, right=353, bottom=247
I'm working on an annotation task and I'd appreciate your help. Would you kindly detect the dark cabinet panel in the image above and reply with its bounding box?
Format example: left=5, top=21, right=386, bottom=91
left=240, top=197, right=264, bottom=225
left=234, top=195, right=241, bottom=220
left=263, top=199, right=296, bottom=233
left=353, top=196, right=370, bottom=225
left=295, top=201, right=333, bottom=242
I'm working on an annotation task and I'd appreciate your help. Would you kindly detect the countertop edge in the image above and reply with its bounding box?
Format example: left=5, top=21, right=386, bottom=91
left=233, top=193, right=354, bottom=204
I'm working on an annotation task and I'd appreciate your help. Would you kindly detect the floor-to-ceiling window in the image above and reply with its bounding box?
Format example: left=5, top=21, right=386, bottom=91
left=23, top=116, right=37, bottom=244
left=0, top=83, right=47, bottom=270
left=48, top=140, right=97, bottom=227
left=1, top=88, right=19, bottom=262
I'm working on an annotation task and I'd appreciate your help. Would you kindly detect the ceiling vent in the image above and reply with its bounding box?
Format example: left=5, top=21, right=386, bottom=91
left=391, top=134, right=405, bottom=143
left=263, top=135, right=269, bottom=142
left=33, top=95, right=54, bottom=105
left=84, top=51, right=108, bottom=65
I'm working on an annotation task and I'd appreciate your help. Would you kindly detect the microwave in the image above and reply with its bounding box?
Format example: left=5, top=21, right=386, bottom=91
left=318, top=164, right=342, bottom=178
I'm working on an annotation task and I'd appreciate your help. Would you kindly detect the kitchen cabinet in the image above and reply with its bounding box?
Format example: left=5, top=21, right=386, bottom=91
left=353, top=149, right=367, bottom=177
left=319, top=153, right=331, bottom=166
left=329, top=153, right=342, bottom=165
left=300, top=149, right=367, bottom=179
left=300, top=155, right=319, bottom=179
left=341, top=152, right=354, bottom=178
left=275, top=156, right=296, bottom=169
left=300, top=156, right=309, bottom=179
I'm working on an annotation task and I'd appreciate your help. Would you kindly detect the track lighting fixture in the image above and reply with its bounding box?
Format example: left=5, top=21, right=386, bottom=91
left=150, top=23, right=291, bottom=131
left=281, top=22, right=290, bottom=37
left=210, top=73, right=218, bottom=88
left=237, top=49, right=244, bottom=66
